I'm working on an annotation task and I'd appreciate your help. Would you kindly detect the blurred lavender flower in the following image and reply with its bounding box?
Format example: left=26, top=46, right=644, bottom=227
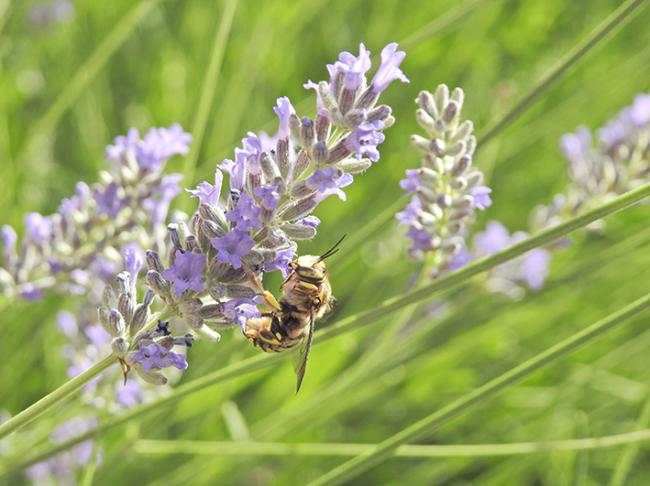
left=0, top=124, right=190, bottom=301
left=29, top=0, right=74, bottom=30
left=534, top=92, right=650, bottom=233
left=469, top=221, right=551, bottom=299
left=397, top=84, right=491, bottom=277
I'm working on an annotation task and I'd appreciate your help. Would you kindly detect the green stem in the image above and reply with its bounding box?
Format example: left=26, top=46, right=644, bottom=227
left=609, top=396, right=650, bottom=486
left=0, top=354, right=115, bottom=440
left=3, top=182, right=649, bottom=475
left=306, top=293, right=650, bottom=486
left=478, top=0, right=648, bottom=145
left=134, top=429, right=650, bottom=457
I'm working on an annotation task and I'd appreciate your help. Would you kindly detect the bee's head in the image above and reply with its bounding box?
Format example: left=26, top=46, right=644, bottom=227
left=286, top=236, right=345, bottom=278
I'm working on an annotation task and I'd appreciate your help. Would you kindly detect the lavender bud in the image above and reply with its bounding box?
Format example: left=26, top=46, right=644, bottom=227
left=452, top=155, right=472, bottom=176
left=312, top=141, right=329, bottom=163
left=143, top=288, right=155, bottom=306
left=466, top=171, right=484, bottom=188
left=109, top=308, right=125, bottom=336
left=281, top=223, right=317, bottom=240
left=355, top=85, right=379, bottom=111
left=367, top=105, right=392, bottom=123
left=118, top=292, right=135, bottom=325
left=410, top=135, right=430, bottom=154
left=291, top=181, right=317, bottom=199
left=98, top=306, right=111, bottom=331
left=102, top=285, right=117, bottom=308
left=145, top=250, right=165, bottom=273
left=326, top=139, right=353, bottom=164
left=315, top=111, right=330, bottom=142
left=417, top=90, right=437, bottom=118
left=342, top=110, right=365, bottom=129
left=289, top=113, right=301, bottom=142
left=111, top=337, right=129, bottom=357
left=434, top=84, right=450, bottom=114
left=278, top=197, right=318, bottom=222
left=338, top=87, right=356, bottom=115
left=337, top=158, right=372, bottom=175
left=198, top=203, right=228, bottom=233
left=260, top=152, right=281, bottom=180
left=130, top=304, right=149, bottom=335
left=146, top=270, right=171, bottom=298
left=451, top=87, right=464, bottom=109
left=416, top=109, right=436, bottom=135
left=443, top=102, right=459, bottom=125
left=451, top=120, right=474, bottom=143
left=199, top=303, right=225, bottom=320
left=195, top=325, right=221, bottom=342
left=300, top=117, right=315, bottom=148
left=168, top=224, right=184, bottom=252
left=276, top=138, right=291, bottom=178
left=445, top=140, right=465, bottom=156
left=293, top=151, right=310, bottom=179
left=134, top=367, right=168, bottom=385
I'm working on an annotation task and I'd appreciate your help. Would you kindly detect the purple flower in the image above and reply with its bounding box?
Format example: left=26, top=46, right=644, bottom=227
left=124, top=243, right=144, bottom=280
left=85, top=324, right=111, bottom=349
left=253, top=185, right=280, bottom=211
left=474, top=221, right=510, bottom=255
left=222, top=298, right=261, bottom=330
left=344, top=120, right=385, bottom=161
left=327, top=43, right=372, bottom=91
left=448, top=246, right=472, bottom=270
left=106, top=124, right=191, bottom=170
left=211, top=230, right=255, bottom=269
left=25, top=212, right=52, bottom=243
left=231, top=132, right=264, bottom=178
left=143, top=173, right=182, bottom=225
left=396, top=196, right=421, bottom=226
left=521, top=248, right=551, bottom=291
left=560, top=126, right=591, bottom=163
left=400, top=169, right=421, bottom=193
left=161, top=250, right=206, bottom=296
left=56, top=311, right=78, bottom=338
left=307, top=167, right=354, bottom=201
left=94, top=183, right=123, bottom=218
left=622, top=93, right=650, bottom=127
left=227, top=193, right=262, bottom=230
left=598, top=119, right=626, bottom=148
left=115, top=379, right=142, bottom=408
left=106, top=127, right=140, bottom=162
left=1, top=225, right=17, bottom=262
left=188, top=168, right=223, bottom=207
left=20, top=283, right=43, bottom=301
left=138, top=124, right=192, bottom=170
left=472, top=186, right=492, bottom=210
left=371, top=42, right=409, bottom=93
left=264, top=245, right=296, bottom=277
left=274, top=97, right=295, bottom=139
left=132, top=343, right=188, bottom=372
left=300, top=215, right=320, bottom=228
left=406, top=226, right=434, bottom=252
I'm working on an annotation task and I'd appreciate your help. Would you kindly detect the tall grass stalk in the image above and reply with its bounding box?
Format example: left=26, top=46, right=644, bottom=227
left=307, top=293, right=650, bottom=486
left=133, top=429, right=650, bottom=457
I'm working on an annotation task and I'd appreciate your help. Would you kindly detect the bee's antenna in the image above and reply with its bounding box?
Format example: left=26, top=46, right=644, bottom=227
left=317, top=234, right=346, bottom=263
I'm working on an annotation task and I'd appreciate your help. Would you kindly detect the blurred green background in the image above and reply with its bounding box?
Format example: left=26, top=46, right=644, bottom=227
left=1, top=0, right=650, bottom=484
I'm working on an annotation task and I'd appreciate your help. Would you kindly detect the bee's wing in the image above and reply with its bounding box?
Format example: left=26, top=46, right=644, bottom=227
left=293, top=313, right=315, bottom=393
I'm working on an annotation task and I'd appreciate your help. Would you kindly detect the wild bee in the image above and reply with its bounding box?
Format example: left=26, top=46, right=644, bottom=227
left=243, top=236, right=344, bottom=392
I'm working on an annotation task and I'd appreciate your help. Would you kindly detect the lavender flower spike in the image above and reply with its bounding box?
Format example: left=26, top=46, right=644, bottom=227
left=397, top=84, right=491, bottom=277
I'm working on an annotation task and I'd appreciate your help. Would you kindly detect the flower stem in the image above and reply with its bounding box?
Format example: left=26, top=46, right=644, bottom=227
left=0, top=354, right=115, bottom=440
left=133, top=428, right=650, bottom=457
left=306, top=293, right=650, bottom=486
left=3, top=181, right=649, bottom=475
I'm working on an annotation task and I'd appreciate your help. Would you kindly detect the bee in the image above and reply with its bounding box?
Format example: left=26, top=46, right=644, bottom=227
left=243, top=236, right=344, bottom=392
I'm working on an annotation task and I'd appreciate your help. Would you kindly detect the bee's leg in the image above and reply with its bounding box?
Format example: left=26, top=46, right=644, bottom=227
left=243, top=264, right=282, bottom=312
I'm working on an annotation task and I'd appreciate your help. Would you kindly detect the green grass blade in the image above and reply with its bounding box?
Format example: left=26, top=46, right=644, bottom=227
left=133, top=429, right=650, bottom=457
left=479, top=0, right=648, bottom=145
left=609, top=396, right=650, bottom=486
left=307, top=293, right=650, bottom=486
left=180, top=0, right=238, bottom=191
